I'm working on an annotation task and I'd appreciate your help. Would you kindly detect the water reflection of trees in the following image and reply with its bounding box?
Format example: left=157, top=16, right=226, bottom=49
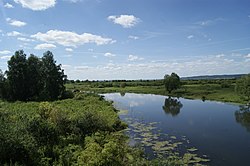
left=120, top=92, right=126, bottom=97
left=162, top=97, right=183, bottom=117
left=235, top=105, right=250, bottom=132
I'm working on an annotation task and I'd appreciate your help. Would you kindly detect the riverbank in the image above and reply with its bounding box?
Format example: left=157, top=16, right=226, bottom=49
left=0, top=92, right=211, bottom=165
left=0, top=93, right=145, bottom=165
left=66, top=80, right=247, bottom=105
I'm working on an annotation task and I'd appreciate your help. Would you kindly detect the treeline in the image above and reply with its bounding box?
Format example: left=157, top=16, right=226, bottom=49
left=67, top=79, right=164, bottom=88
left=66, top=77, right=237, bottom=89
left=0, top=50, right=66, bottom=101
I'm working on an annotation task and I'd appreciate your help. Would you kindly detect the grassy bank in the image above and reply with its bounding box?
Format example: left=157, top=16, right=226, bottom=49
left=66, top=79, right=247, bottom=105
left=0, top=93, right=142, bottom=165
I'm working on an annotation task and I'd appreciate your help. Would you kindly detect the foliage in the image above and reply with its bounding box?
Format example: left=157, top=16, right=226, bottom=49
left=120, top=82, right=126, bottom=88
left=235, top=74, right=250, bottom=103
left=164, top=73, right=181, bottom=94
left=6, top=50, right=29, bottom=101
left=61, top=90, right=75, bottom=99
left=0, top=69, right=6, bottom=98
left=0, top=94, right=150, bottom=166
left=1, top=50, right=66, bottom=101
left=66, top=78, right=247, bottom=104
left=40, top=51, right=66, bottom=101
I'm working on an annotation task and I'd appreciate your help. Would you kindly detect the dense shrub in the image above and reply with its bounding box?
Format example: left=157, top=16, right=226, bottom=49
left=0, top=94, right=149, bottom=165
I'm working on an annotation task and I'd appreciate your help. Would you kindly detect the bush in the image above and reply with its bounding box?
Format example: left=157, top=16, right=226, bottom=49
left=61, top=90, right=74, bottom=99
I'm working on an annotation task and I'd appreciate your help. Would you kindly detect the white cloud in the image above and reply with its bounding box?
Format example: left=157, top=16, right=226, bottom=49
left=0, top=56, right=12, bottom=60
left=128, top=35, right=139, bottom=40
left=245, top=53, right=250, bottom=58
left=128, top=54, right=144, bottom=61
left=4, top=3, right=14, bottom=8
left=0, top=50, right=11, bottom=55
left=34, top=43, right=56, bottom=50
left=75, top=66, right=90, bottom=70
left=197, top=18, right=224, bottom=26
left=31, top=30, right=115, bottom=47
left=108, top=15, right=140, bottom=28
left=7, top=31, right=23, bottom=36
left=187, top=35, right=194, bottom=39
left=14, top=0, right=56, bottom=11
left=104, top=52, right=116, bottom=57
left=19, top=44, right=31, bottom=49
left=17, top=37, right=34, bottom=42
left=6, top=18, right=26, bottom=27
left=215, top=54, right=225, bottom=58
left=62, top=53, right=250, bottom=80
left=64, top=54, right=73, bottom=57
left=65, top=48, right=73, bottom=52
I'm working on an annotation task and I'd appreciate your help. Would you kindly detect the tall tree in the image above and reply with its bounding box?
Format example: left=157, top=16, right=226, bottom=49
left=27, top=54, right=43, bottom=100
left=164, top=72, right=181, bottom=94
left=40, top=51, right=66, bottom=101
left=6, top=50, right=29, bottom=101
left=0, top=70, right=5, bottom=98
left=235, top=74, right=250, bottom=103
left=2, top=50, right=67, bottom=101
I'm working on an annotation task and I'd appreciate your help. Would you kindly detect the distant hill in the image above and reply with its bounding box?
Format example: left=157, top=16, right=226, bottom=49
left=181, top=74, right=246, bottom=80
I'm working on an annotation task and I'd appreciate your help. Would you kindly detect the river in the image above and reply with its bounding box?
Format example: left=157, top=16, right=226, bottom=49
left=104, top=93, right=250, bottom=166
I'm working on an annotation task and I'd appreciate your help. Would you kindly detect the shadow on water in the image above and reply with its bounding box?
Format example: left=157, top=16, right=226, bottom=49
left=235, top=105, right=250, bottom=132
left=162, top=97, right=183, bottom=117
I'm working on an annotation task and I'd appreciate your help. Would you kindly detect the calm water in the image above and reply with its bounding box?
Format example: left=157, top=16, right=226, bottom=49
left=104, top=93, right=250, bottom=166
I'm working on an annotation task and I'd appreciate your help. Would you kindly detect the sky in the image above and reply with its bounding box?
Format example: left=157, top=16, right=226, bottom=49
left=0, top=0, right=250, bottom=80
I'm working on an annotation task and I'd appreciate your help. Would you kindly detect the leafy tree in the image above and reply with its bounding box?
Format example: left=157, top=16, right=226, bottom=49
left=164, top=73, right=181, bottom=93
left=40, top=51, right=66, bottom=101
left=235, top=74, right=250, bottom=103
left=27, top=54, right=43, bottom=100
left=6, top=50, right=29, bottom=101
left=2, top=50, right=66, bottom=101
left=0, top=70, right=5, bottom=98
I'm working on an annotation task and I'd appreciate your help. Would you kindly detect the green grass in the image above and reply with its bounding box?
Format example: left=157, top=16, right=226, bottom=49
left=66, top=79, right=248, bottom=104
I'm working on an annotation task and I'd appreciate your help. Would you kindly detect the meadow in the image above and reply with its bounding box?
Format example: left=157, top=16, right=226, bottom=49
left=66, top=78, right=247, bottom=104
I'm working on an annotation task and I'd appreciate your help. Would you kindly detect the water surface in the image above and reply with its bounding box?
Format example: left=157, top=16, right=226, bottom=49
left=104, top=93, right=250, bottom=166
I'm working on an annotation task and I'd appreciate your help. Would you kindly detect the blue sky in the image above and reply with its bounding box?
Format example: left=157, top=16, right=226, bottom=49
left=0, top=0, right=250, bottom=80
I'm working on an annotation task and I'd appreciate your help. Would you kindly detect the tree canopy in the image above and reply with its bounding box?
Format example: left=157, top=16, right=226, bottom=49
left=235, top=74, right=250, bottom=103
left=164, top=73, right=181, bottom=94
left=0, top=50, right=66, bottom=101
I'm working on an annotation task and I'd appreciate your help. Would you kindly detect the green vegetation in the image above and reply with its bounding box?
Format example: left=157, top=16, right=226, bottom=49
left=0, top=93, right=141, bottom=165
left=66, top=75, right=250, bottom=104
left=0, top=50, right=66, bottom=101
left=235, top=74, right=250, bottom=103
left=0, top=93, right=210, bottom=165
left=164, top=73, right=181, bottom=94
